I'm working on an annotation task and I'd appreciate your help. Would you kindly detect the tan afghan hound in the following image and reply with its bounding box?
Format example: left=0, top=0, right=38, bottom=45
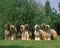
left=41, top=23, right=58, bottom=40
left=41, top=23, right=51, bottom=40
left=21, top=24, right=29, bottom=40
left=46, top=25, right=58, bottom=40
left=50, top=29, right=58, bottom=40
left=20, top=25, right=26, bottom=40
left=10, top=24, right=17, bottom=40
left=24, top=24, right=30, bottom=40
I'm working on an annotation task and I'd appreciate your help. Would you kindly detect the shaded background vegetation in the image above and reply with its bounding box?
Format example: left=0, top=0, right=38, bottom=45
left=0, top=0, right=60, bottom=39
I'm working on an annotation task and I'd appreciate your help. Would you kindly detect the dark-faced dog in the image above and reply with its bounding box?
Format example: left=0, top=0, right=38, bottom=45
left=4, top=23, right=11, bottom=40
left=16, top=24, right=22, bottom=40
left=28, top=24, right=35, bottom=40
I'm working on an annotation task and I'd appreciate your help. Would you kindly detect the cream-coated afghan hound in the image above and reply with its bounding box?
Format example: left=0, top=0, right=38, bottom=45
left=10, top=24, right=17, bottom=40
left=21, top=24, right=29, bottom=40
left=34, top=24, right=40, bottom=40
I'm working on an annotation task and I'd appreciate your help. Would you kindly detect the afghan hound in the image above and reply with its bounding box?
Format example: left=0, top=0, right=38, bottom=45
left=46, top=25, right=58, bottom=40
left=16, top=24, right=22, bottom=40
left=34, top=24, right=41, bottom=40
left=10, top=24, right=17, bottom=40
left=24, top=24, right=30, bottom=40
left=50, top=29, right=57, bottom=40
left=20, top=25, right=25, bottom=40
left=40, top=23, right=50, bottom=40
left=28, top=24, right=35, bottom=40
left=20, top=24, right=29, bottom=40
left=4, top=23, right=11, bottom=40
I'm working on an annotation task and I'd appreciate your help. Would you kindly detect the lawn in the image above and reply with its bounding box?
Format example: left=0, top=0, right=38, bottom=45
left=0, top=36, right=60, bottom=48
left=0, top=40, right=60, bottom=48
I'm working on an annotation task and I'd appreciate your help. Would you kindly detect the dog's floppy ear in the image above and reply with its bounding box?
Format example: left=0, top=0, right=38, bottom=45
left=24, top=23, right=29, bottom=30
left=5, top=23, right=10, bottom=30
left=46, top=25, right=50, bottom=30
left=41, top=23, right=46, bottom=30
left=20, top=25, right=25, bottom=32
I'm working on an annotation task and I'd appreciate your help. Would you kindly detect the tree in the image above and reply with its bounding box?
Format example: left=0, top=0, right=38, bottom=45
left=44, top=0, right=52, bottom=16
left=41, top=0, right=52, bottom=25
left=15, top=0, right=45, bottom=25
left=44, top=0, right=58, bottom=29
left=58, top=2, right=60, bottom=14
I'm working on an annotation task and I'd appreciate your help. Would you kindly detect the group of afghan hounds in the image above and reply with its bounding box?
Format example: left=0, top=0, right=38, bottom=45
left=4, top=23, right=58, bottom=40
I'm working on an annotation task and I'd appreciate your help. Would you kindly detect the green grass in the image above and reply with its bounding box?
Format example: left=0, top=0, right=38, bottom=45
left=0, top=40, right=60, bottom=48
left=0, top=36, right=60, bottom=48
